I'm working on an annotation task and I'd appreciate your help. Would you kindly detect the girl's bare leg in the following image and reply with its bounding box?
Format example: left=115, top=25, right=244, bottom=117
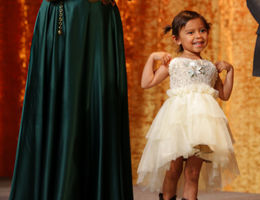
left=183, top=156, right=203, bottom=200
left=162, top=157, right=183, bottom=200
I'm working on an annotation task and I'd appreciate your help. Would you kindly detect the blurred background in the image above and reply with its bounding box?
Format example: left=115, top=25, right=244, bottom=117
left=0, top=0, right=260, bottom=194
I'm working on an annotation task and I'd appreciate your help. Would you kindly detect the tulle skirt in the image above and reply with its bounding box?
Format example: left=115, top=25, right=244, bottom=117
left=137, top=83, right=239, bottom=195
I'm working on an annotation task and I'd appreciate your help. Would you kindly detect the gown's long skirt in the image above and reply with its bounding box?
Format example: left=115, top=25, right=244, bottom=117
left=9, top=1, right=133, bottom=200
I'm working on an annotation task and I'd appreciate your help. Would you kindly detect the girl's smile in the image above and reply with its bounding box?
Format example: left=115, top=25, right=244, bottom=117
left=174, top=18, right=209, bottom=57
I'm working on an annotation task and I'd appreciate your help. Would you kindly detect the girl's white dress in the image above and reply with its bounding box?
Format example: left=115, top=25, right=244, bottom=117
left=137, top=57, right=239, bottom=195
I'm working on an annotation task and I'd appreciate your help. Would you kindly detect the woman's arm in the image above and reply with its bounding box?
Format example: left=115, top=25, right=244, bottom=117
left=214, top=61, right=234, bottom=101
left=247, top=0, right=260, bottom=24
left=141, top=52, right=172, bottom=89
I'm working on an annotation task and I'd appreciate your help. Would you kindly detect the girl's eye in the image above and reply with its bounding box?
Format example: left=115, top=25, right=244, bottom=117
left=187, top=32, right=193, bottom=34
left=200, top=29, right=207, bottom=33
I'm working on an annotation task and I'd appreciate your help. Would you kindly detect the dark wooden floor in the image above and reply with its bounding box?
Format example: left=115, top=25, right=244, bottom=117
left=1, top=178, right=260, bottom=200
left=0, top=179, right=10, bottom=200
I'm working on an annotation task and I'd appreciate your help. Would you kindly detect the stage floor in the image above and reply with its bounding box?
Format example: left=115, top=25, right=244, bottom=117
left=134, top=186, right=260, bottom=200
left=1, top=178, right=260, bottom=200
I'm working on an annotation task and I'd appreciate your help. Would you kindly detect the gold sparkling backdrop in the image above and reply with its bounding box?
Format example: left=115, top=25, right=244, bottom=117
left=0, top=0, right=41, bottom=176
left=0, top=0, right=259, bottom=193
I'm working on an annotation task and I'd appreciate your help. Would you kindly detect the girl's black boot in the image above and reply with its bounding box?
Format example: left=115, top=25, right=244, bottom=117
left=159, top=193, right=177, bottom=200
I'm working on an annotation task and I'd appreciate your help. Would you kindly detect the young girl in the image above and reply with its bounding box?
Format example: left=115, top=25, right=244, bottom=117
left=137, top=10, right=239, bottom=200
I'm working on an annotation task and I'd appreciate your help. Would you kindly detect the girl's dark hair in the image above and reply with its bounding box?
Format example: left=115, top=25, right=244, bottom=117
left=164, top=10, right=211, bottom=52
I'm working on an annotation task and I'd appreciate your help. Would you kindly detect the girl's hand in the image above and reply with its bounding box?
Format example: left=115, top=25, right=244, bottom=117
left=141, top=52, right=171, bottom=88
left=215, top=61, right=233, bottom=73
left=214, top=61, right=234, bottom=101
left=151, top=52, right=172, bottom=66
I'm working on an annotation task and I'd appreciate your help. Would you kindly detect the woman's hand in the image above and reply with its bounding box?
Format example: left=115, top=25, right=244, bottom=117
left=46, top=0, right=116, bottom=4
left=101, top=0, right=115, bottom=4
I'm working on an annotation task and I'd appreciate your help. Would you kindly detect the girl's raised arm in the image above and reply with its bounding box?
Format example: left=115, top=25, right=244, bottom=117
left=214, top=61, right=234, bottom=101
left=141, top=52, right=172, bottom=89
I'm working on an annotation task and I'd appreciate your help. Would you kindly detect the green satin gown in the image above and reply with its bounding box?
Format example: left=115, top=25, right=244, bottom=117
left=9, top=0, right=133, bottom=200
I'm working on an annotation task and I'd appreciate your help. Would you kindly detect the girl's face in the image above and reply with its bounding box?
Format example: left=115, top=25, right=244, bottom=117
left=174, top=18, right=209, bottom=56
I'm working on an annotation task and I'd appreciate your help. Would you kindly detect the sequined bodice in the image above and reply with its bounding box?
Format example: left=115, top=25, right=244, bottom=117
left=168, top=57, right=218, bottom=89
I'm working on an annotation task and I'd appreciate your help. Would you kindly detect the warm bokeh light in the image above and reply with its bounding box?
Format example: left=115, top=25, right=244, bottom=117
left=0, top=0, right=41, bottom=177
left=18, top=0, right=31, bottom=102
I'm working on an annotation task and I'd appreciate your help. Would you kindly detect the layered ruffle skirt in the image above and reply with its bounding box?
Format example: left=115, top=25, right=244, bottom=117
left=137, top=83, right=239, bottom=195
